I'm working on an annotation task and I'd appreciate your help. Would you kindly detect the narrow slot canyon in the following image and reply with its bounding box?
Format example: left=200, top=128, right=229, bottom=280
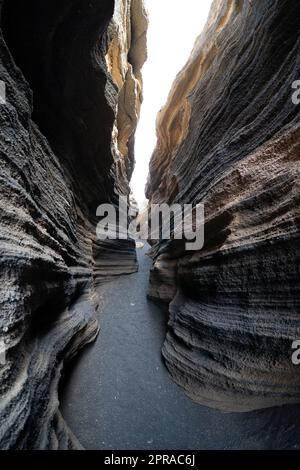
left=0, top=0, right=300, bottom=452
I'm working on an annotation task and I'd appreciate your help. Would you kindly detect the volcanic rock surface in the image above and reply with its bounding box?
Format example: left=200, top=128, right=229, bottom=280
left=146, top=0, right=300, bottom=411
left=0, top=0, right=147, bottom=449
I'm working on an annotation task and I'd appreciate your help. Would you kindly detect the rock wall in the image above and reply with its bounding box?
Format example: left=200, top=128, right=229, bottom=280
left=0, top=0, right=147, bottom=449
left=147, top=0, right=300, bottom=411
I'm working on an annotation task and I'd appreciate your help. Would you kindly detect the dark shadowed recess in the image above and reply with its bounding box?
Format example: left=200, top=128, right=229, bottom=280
left=1, top=0, right=117, bottom=210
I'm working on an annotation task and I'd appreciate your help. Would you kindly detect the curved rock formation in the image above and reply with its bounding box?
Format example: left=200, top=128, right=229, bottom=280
left=147, top=0, right=300, bottom=411
left=0, top=0, right=147, bottom=449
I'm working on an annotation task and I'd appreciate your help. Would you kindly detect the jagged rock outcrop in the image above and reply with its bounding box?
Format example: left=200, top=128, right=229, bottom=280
left=0, top=0, right=147, bottom=449
left=147, top=0, right=300, bottom=411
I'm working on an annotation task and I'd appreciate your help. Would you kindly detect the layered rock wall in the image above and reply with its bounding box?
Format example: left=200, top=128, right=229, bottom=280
left=0, top=0, right=147, bottom=449
left=147, top=0, right=300, bottom=411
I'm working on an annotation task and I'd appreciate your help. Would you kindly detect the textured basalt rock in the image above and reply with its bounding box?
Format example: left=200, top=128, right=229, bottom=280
left=147, top=0, right=300, bottom=411
left=0, top=0, right=147, bottom=449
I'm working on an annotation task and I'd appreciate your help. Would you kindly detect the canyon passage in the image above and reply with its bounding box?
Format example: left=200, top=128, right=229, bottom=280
left=60, top=245, right=300, bottom=450
left=0, top=0, right=300, bottom=450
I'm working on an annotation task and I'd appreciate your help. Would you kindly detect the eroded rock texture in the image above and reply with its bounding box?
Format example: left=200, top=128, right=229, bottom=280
left=0, top=0, right=147, bottom=449
left=147, top=0, right=300, bottom=411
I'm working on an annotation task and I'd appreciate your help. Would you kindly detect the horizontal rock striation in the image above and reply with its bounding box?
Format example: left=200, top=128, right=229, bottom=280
left=0, top=0, right=147, bottom=449
left=146, top=0, right=300, bottom=411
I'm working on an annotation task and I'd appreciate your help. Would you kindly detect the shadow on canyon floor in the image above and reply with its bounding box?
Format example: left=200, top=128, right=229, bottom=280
left=60, top=245, right=300, bottom=450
